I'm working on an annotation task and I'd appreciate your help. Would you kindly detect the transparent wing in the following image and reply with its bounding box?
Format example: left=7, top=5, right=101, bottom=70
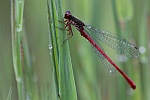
left=84, top=25, right=140, bottom=58
left=92, top=44, right=116, bottom=74
left=84, top=29, right=116, bottom=74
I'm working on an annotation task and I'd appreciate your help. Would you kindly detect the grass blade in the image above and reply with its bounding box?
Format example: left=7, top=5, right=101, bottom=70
left=47, top=0, right=77, bottom=99
left=11, top=0, right=25, bottom=99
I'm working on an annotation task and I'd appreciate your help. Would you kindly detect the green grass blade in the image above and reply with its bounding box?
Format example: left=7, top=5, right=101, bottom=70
left=55, top=1, right=77, bottom=99
left=47, top=0, right=77, bottom=99
left=11, top=0, right=25, bottom=99
left=47, top=0, right=59, bottom=99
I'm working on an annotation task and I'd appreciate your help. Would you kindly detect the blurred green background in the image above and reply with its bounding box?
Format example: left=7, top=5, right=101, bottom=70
left=0, top=0, right=150, bottom=100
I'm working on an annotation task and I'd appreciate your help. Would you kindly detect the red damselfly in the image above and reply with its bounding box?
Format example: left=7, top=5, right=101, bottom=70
left=62, top=11, right=139, bottom=89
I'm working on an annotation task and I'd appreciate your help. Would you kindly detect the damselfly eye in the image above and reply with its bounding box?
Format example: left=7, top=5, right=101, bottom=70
left=64, top=11, right=72, bottom=19
left=65, top=11, right=71, bottom=15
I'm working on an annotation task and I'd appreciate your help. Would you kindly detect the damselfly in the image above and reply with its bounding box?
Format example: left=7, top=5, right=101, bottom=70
left=62, top=11, right=139, bottom=89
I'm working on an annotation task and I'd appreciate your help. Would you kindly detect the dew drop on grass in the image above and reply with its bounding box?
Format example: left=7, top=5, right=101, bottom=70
left=16, top=77, right=22, bottom=83
left=48, top=44, right=53, bottom=55
left=48, top=44, right=52, bottom=49
left=16, top=24, right=22, bottom=32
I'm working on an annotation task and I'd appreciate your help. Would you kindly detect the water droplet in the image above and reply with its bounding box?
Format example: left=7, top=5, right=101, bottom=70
left=48, top=44, right=52, bottom=49
left=16, top=77, right=22, bottom=83
left=50, top=52, right=52, bottom=55
left=139, top=46, right=146, bottom=54
left=48, top=44, right=53, bottom=55
left=16, top=24, right=22, bottom=32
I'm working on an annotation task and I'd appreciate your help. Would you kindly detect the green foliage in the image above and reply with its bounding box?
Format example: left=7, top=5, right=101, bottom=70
left=0, top=0, right=149, bottom=100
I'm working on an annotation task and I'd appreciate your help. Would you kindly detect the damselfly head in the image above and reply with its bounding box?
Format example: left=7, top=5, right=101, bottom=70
left=64, top=11, right=72, bottom=19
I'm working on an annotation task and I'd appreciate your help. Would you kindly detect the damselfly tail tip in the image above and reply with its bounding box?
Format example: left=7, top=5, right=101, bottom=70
left=128, top=79, right=136, bottom=89
left=131, top=83, right=136, bottom=90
